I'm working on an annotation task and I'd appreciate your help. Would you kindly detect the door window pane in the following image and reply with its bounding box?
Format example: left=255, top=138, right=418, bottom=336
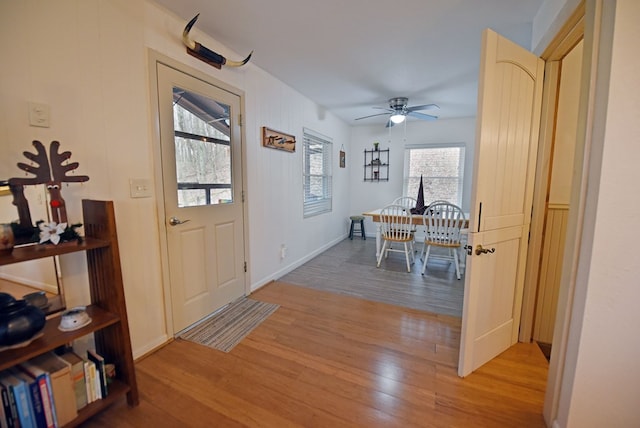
left=172, top=87, right=232, bottom=207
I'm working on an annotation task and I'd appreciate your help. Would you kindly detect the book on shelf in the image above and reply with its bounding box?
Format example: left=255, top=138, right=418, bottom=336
left=3, top=369, right=35, bottom=428
left=88, top=361, right=100, bottom=401
left=0, top=373, right=18, bottom=428
left=0, top=389, right=7, bottom=428
left=86, top=350, right=108, bottom=399
left=18, top=360, right=57, bottom=428
left=83, top=360, right=97, bottom=404
left=12, top=370, right=47, bottom=428
left=56, top=351, right=87, bottom=411
left=24, top=353, right=77, bottom=427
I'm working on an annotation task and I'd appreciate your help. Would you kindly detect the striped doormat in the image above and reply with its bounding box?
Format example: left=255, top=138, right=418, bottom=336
left=179, top=297, right=279, bottom=353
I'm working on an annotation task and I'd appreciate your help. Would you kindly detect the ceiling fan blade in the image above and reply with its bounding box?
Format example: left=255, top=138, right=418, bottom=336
left=355, top=112, right=392, bottom=121
left=406, top=104, right=440, bottom=112
left=407, top=111, right=438, bottom=121
left=372, top=107, right=394, bottom=111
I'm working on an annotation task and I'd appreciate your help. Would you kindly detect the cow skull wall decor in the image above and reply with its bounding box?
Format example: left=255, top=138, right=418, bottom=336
left=182, top=14, right=253, bottom=70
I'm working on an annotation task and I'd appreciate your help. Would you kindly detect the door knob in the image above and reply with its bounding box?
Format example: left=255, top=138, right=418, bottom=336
left=475, top=245, right=496, bottom=256
left=169, top=216, right=190, bottom=226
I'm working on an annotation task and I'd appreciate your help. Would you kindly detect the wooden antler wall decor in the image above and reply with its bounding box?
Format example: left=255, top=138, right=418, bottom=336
left=9, top=140, right=89, bottom=225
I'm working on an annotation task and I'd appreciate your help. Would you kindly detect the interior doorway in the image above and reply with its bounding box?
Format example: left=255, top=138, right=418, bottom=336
left=533, top=40, right=584, bottom=359
left=520, top=4, right=586, bottom=351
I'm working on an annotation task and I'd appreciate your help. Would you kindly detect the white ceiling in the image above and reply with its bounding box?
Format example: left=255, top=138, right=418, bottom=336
left=152, top=0, right=543, bottom=126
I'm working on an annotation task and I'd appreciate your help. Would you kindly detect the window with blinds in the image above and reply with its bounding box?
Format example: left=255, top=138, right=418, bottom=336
left=303, top=128, right=333, bottom=217
left=403, top=144, right=465, bottom=206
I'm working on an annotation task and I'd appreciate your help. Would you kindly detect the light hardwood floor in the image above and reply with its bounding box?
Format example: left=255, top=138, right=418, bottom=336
left=82, top=277, right=548, bottom=427
left=0, top=278, right=55, bottom=299
left=279, top=238, right=464, bottom=317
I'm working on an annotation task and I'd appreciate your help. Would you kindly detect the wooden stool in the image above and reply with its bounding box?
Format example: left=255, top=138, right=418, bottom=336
left=349, top=215, right=366, bottom=240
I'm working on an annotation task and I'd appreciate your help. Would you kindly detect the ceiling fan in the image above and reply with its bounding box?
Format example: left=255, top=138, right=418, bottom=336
left=355, top=97, right=439, bottom=127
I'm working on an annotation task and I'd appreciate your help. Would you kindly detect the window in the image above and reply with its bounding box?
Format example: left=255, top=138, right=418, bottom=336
left=404, top=144, right=465, bottom=206
left=303, top=128, right=332, bottom=217
left=172, top=86, right=232, bottom=207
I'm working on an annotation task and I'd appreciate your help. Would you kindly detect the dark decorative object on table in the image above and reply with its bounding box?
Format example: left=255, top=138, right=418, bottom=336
left=0, top=292, right=46, bottom=347
left=23, top=291, right=49, bottom=310
left=410, top=175, right=427, bottom=215
left=0, top=292, right=15, bottom=307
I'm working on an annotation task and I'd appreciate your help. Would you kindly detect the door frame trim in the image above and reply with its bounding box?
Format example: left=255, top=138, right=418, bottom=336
left=520, top=2, right=585, bottom=343
left=147, top=49, right=251, bottom=336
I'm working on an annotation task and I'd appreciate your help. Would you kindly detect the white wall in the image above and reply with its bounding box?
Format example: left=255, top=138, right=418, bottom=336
left=349, top=118, right=476, bottom=235
left=533, top=0, right=640, bottom=426
left=0, top=0, right=350, bottom=358
left=556, top=1, right=640, bottom=426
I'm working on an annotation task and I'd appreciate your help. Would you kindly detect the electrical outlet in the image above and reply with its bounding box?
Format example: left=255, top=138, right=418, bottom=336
left=129, top=178, right=152, bottom=198
left=280, top=244, right=287, bottom=260
left=29, top=102, right=50, bottom=127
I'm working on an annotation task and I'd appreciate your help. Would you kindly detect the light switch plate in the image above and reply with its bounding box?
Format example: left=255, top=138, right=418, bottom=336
left=29, top=102, right=50, bottom=127
left=129, top=178, right=152, bottom=198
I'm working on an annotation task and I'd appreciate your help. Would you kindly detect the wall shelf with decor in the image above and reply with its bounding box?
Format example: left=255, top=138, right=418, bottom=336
left=364, top=148, right=389, bottom=181
left=0, top=199, right=138, bottom=427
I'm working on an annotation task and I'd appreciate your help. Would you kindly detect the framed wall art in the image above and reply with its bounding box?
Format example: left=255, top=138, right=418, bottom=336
left=262, top=127, right=296, bottom=152
left=339, top=149, right=346, bottom=168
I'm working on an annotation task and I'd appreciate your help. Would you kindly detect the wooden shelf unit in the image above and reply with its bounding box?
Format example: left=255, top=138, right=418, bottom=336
left=0, top=199, right=139, bottom=427
left=364, top=148, right=389, bottom=181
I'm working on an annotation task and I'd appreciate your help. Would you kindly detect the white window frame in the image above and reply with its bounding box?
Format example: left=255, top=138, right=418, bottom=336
left=403, top=143, right=466, bottom=207
left=303, top=128, right=333, bottom=217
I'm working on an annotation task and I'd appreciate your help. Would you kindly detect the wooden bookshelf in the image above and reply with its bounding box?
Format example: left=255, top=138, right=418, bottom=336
left=0, top=238, right=110, bottom=266
left=0, top=199, right=138, bottom=426
left=0, top=305, right=119, bottom=370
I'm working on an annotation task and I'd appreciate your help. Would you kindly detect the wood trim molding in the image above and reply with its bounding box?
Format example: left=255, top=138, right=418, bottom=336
left=541, top=2, right=586, bottom=61
left=548, top=203, right=570, bottom=210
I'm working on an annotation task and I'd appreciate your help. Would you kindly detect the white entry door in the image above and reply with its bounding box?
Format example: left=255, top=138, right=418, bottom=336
left=155, top=62, right=246, bottom=333
left=458, top=29, right=544, bottom=376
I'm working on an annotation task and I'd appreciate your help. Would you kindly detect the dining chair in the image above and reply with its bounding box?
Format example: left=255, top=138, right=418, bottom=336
left=426, top=199, right=450, bottom=209
left=420, top=202, right=466, bottom=279
left=377, top=204, right=415, bottom=272
left=392, top=196, right=417, bottom=210
left=392, top=196, right=419, bottom=248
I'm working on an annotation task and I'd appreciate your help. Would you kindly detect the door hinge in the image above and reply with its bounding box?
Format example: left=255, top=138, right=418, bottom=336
left=238, top=113, right=243, bottom=127
left=244, top=261, right=247, bottom=272
left=242, top=190, right=245, bottom=203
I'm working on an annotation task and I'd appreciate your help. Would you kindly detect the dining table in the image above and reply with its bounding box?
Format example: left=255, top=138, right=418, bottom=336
left=363, top=208, right=470, bottom=258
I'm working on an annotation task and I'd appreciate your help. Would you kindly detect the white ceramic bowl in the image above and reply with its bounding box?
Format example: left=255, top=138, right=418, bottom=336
left=59, top=306, right=92, bottom=331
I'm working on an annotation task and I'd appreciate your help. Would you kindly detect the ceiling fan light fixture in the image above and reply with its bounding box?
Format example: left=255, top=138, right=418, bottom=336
left=390, top=113, right=406, bottom=124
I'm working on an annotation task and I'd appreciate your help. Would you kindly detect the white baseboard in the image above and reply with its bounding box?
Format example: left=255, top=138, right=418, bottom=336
left=249, top=235, right=345, bottom=293
left=0, top=272, right=59, bottom=295
left=132, top=334, right=170, bottom=360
